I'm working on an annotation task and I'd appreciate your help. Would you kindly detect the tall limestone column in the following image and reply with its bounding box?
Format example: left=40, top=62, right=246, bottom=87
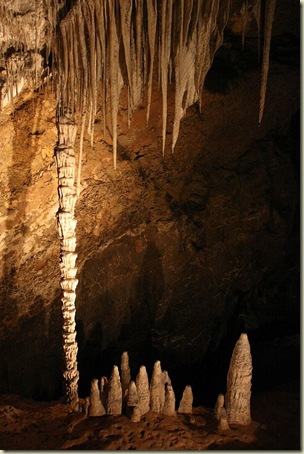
left=54, top=114, right=79, bottom=408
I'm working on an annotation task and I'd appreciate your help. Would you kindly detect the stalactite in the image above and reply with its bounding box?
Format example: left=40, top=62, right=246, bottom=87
left=160, top=0, right=173, bottom=155
left=146, top=0, right=157, bottom=125
left=54, top=114, right=79, bottom=409
left=259, top=0, right=277, bottom=124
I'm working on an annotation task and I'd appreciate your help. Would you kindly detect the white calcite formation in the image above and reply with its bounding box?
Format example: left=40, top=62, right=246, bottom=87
left=163, top=383, right=176, bottom=417
left=177, top=385, right=193, bottom=414
left=54, top=115, right=79, bottom=408
left=226, top=333, right=252, bottom=425
left=88, top=379, right=106, bottom=417
left=218, top=410, right=230, bottom=431
left=100, top=376, right=108, bottom=408
left=106, top=365, right=123, bottom=416
left=214, top=394, right=225, bottom=420
left=121, top=351, right=131, bottom=393
left=135, top=365, right=150, bottom=416
left=150, top=360, right=165, bottom=413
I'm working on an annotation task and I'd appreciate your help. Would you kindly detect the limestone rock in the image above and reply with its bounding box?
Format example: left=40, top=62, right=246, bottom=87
left=120, top=351, right=131, bottom=392
left=163, top=383, right=176, bottom=416
left=177, top=385, right=193, bottom=414
left=130, top=406, right=141, bottom=423
left=100, top=376, right=108, bottom=408
left=226, top=333, right=252, bottom=425
left=218, top=408, right=230, bottom=431
left=150, top=360, right=165, bottom=413
left=88, top=378, right=106, bottom=417
left=106, top=365, right=123, bottom=416
left=214, top=394, right=225, bottom=420
left=127, top=380, right=139, bottom=408
left=135, top=365, right=150, bottom=416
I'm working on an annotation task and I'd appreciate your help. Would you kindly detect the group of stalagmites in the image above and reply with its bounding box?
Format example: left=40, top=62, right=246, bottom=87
left=82, top=333, right=252, bottom=430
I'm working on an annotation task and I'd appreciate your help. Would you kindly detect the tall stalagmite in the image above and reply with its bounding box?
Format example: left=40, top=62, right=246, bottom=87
left=226, top=333, right=252, bottom=425
left=54, top=114, right=79, bottom=408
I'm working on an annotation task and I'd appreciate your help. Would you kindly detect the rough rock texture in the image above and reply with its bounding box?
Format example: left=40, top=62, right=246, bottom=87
left=106, top=366, right=122, bottom=416
left=163, top=383, right=176, bottom=417
left=226, top=333, right=252, bottom=425
left=150, top=361, right=165, bottom=413
left=135, top=366, right=150, bottom=416
left=88, top=378, right=106, bottom=417
left=214, top=394, right=225, bottom=420
left=0, top=0, right=299, bottom=403
left=177, top=385, right=193, bottom=414
left=120, top=351, right=131, bottom=393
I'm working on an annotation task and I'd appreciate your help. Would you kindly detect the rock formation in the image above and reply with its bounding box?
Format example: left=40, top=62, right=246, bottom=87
left=54, top=114, right=79, bottom=408
left=135, top=366, right=150, bottom=416
left=100, top=376, right=108, bottom=409
left=177, top=385, right=193, bottom=414
left=120, top=351, right=131, bottom=393
left=163, top=383, right=176, bottom=417
left=225, top=333, right=252, bottom=425
left=214, top=394, right=225, bottom=420
left=106, top=365, right=123, bottom=416
left=88, top=378, right=106, bottom=417
left=150, top=360, right=165, bottom=413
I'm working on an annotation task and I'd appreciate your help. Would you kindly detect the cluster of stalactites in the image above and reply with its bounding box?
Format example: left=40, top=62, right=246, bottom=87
left=85, top=351, right=193, bottom=421
left=50, top=0, right=276, bottom=169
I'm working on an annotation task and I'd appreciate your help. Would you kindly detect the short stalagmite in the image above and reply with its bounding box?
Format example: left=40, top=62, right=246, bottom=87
left=177, top=385, right=193, bottom=414
left=150, top=360, right=165, bottom=413
left=120, top=351, right=131, bottom=393
left=135, top=365, right=150, bottom=416
left=106, top=365, right=123, bottom=416
left=100, top=376, right=108, bottom=408
left=88, top=378, right=106, bottom=417
left=226, top=333, right=252, bottom=425
left=214, top=394, right=225, bottom=420
left=163, top=383, right=176, bottom=416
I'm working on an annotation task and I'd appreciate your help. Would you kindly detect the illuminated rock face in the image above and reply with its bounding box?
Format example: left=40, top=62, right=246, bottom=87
left=226, top=333, right=252, bottom=425
left=106, top=365, right=123, bottom=416
left=88, top=378, right=106, bottom=417
left=135, top=366, right=150, bottom=416
left=177, top=385, right=193, bottom=414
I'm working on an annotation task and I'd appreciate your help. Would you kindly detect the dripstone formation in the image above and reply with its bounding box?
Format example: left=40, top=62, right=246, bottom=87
left=82, top=333, right=252, bottom=427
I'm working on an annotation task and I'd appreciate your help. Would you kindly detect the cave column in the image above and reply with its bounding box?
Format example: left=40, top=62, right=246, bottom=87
left=54, top=113, right=79, bottom=408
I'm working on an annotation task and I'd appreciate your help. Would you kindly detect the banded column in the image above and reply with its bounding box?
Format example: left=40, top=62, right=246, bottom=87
left=54, top=114, right=79, bottom=408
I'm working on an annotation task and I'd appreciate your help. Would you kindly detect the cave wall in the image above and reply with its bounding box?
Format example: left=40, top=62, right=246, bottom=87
left=0, top=0, right=300, bottom=401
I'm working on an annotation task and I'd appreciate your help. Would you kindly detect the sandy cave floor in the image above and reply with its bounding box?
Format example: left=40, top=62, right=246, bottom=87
left=0, top=380, right=300, bottom=450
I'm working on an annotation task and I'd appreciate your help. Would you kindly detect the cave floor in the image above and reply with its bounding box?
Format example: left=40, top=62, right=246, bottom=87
left=0, top=380, right=300, bottom=450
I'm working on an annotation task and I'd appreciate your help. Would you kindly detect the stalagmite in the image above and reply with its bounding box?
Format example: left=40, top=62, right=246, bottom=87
left=130, top=406, right=141, bottom=423
left=126, top=380, right=140, bottom=421
left=163, top=383, right=176, bottom=416
left=135, top=365, right=150, bottom=416
left=218, top=410, right=230, bottom=431
left=100, top=376, right=108, bottom=408
left=150, top=360, right=165, bottom=413
left=226, top=333, right=252, bottom=425
left=54, top=114, right=79, bottom=408
left=214, top=394, right=225, bottom=420
left=120, top=351, right=131, bottom=393
left=177, top=385, right=193, bottom=414
left=106, top=365, right=123, bottom=416
left=88, top=378, right=106, bottom=416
